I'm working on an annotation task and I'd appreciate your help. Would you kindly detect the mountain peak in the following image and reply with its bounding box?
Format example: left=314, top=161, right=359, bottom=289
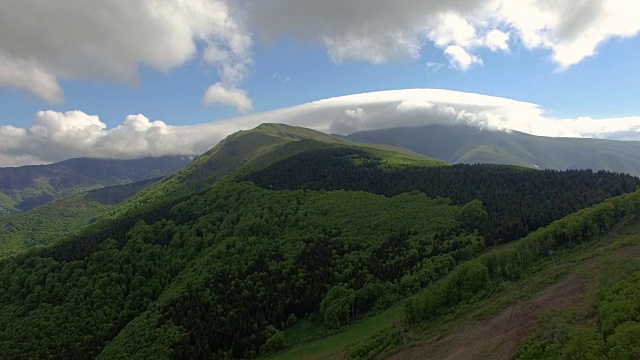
left=247, top=123, right=349, bottom=144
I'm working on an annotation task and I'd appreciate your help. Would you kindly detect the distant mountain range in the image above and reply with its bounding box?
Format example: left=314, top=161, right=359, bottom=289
left=0, top=156, right=192, bottom=215
left=343, top=124, right=640, bottom=176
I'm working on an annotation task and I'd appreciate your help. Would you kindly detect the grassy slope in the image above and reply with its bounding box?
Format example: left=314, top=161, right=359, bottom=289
left=117, top=123, right=445, bottom=214
left=456, top=145, right=535, bottom=168
left=269, top=212, right=640, bottom=360
left=0, top=123, right=443, bottom=259
left=0, top=125, right=341, bottom=258
left=344, top=125, right=640, bottom=175
left=0, top=179, right=158, bottom=258
left=387, top=224, right=640, bottom=360
left=270, top=305, right=405, bottom=360
left=0, top=193, right=18, bottom=214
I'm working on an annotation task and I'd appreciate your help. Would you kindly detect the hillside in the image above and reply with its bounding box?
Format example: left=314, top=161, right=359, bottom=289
left=0, top=156, right=192, bottom=215
left=118, top=123, right=445, bottom=211
left=0, top=123, right=638, bottom=359
left=274, top=196, right=640, bottom=359
left=0, top=124, right=444, bottom=259
left=343, top=124, right=640, bottom=176
left=0, top=178, right=158, bottom=259
left=243, top=149, right=640, bottom=243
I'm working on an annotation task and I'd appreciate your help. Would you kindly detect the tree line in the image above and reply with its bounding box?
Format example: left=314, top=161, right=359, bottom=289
left=242, top=146, right=640, bottom=244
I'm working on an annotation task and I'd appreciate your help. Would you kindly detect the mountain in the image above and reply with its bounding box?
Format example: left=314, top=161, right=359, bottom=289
left=0, top=124, right=444, bottom=258
left=0, top=178, right=159, bottom=258
left=179, top=122, right=444, bottom=185
left=119, top=123, right=445, bottom=211
left=0, top=156, right=193, bottom=215
left=0, top=123, right=639, bottom=359
left=343, top=124, right=640, bottom=176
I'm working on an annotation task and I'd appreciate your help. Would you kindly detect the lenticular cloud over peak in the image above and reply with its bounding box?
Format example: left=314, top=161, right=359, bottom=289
left=1, top=89, right=640, bottom=167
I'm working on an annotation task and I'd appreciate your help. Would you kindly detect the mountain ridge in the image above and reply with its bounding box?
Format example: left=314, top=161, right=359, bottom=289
left=0, top=123, right=445, bottom=258
left=343, top=124, right=640, bottom=176
left=0, top=123, right=639, bottom=358
left=119, top=123, right=446, bottom=212
left=0, top=155, right=193, bottom=215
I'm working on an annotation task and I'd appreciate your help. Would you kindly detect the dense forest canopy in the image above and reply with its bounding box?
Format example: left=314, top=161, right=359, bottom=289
left=0, top=181, right=481, bottom=358
left=1, top=124, right=640, bottom=359
left=0, top=178, right=161, bottom=259
left=243, top=146, right=640, bottom=243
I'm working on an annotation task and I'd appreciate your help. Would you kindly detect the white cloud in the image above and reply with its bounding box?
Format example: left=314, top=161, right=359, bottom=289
left=0, top=55, right=63, bottom=104
left=485, top=29, right=510, bottom=52
left=0, top=110, right=216, bottom=166
left=345, top=108, right=366, bottom=119
left=249, top=0, right=640, bottom=69
left=444, top=46, right=482, bottom=71
left=0, top=110, right=108, bottom=164
left=331, top=108, right=368, bottom=134
left=3, top=89, right=640, bottom=167
left=0, top=0, right=253, bottom=109
left=203, top=83, right=253, bottom=112
left=1, top=0, right=637, bottom=108
left=323, top=31, right=423, bottom=64
left=429, top=12, right=479, bottom=48
left=495, top=0, right=640, bottom=68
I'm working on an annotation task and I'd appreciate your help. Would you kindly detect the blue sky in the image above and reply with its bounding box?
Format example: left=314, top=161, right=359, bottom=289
left=2, top=34, right=639, bottom=129
left=1, top=0, right=639, bottom=166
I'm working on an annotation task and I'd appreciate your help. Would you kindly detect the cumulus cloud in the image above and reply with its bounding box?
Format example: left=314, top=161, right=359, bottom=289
left=0, top=110, right=216, bottom=167
left=497, top=0, right=640, bottom=68
left=485, top=30, right=510, bottom=52
left=203, top=83, right=253, bottom=112
left=0, top=0, right=253, bottom=110
left=249, top=0, right=640, bottom=69
left=2, top=0, right=638, bottom=108
left=3, top=89, right=640, bottom=167
left=444, top=45, right=483, bottom=71
left=331, top=107, right=368, bottom=134
left=429, top=12, right=479, bottom=48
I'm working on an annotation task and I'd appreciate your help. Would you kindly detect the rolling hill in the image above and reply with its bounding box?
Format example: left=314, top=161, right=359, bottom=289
left=0, top=156, right=193, bottom=215
left=118, top=123, right=445, bottom=212
left=0, top=124, right=444, bottom=259
left=0, top=178, right=159, bottom=259
left=343, top=124, right=640, bottom=176
left=0, top=123, right=639, bottom=359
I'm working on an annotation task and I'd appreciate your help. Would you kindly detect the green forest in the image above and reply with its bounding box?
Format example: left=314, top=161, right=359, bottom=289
left=0, top=179, right=159, bottom=258
left=1, top=124, right=640, bottom=359
left=243, top=145, right=640, bottom=243
left=0, top=181, right=479, bottom=358
left=515, top=269, right=640, bottom=359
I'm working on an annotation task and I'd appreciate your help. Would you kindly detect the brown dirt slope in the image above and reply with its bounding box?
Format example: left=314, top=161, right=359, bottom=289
left=388, top=275, right=586, bottom=360
left=387, top=241, right=640, bottom=360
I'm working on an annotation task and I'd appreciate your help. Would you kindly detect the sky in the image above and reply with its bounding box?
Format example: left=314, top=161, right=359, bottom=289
left=0, top=0, right=640, bottom=167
